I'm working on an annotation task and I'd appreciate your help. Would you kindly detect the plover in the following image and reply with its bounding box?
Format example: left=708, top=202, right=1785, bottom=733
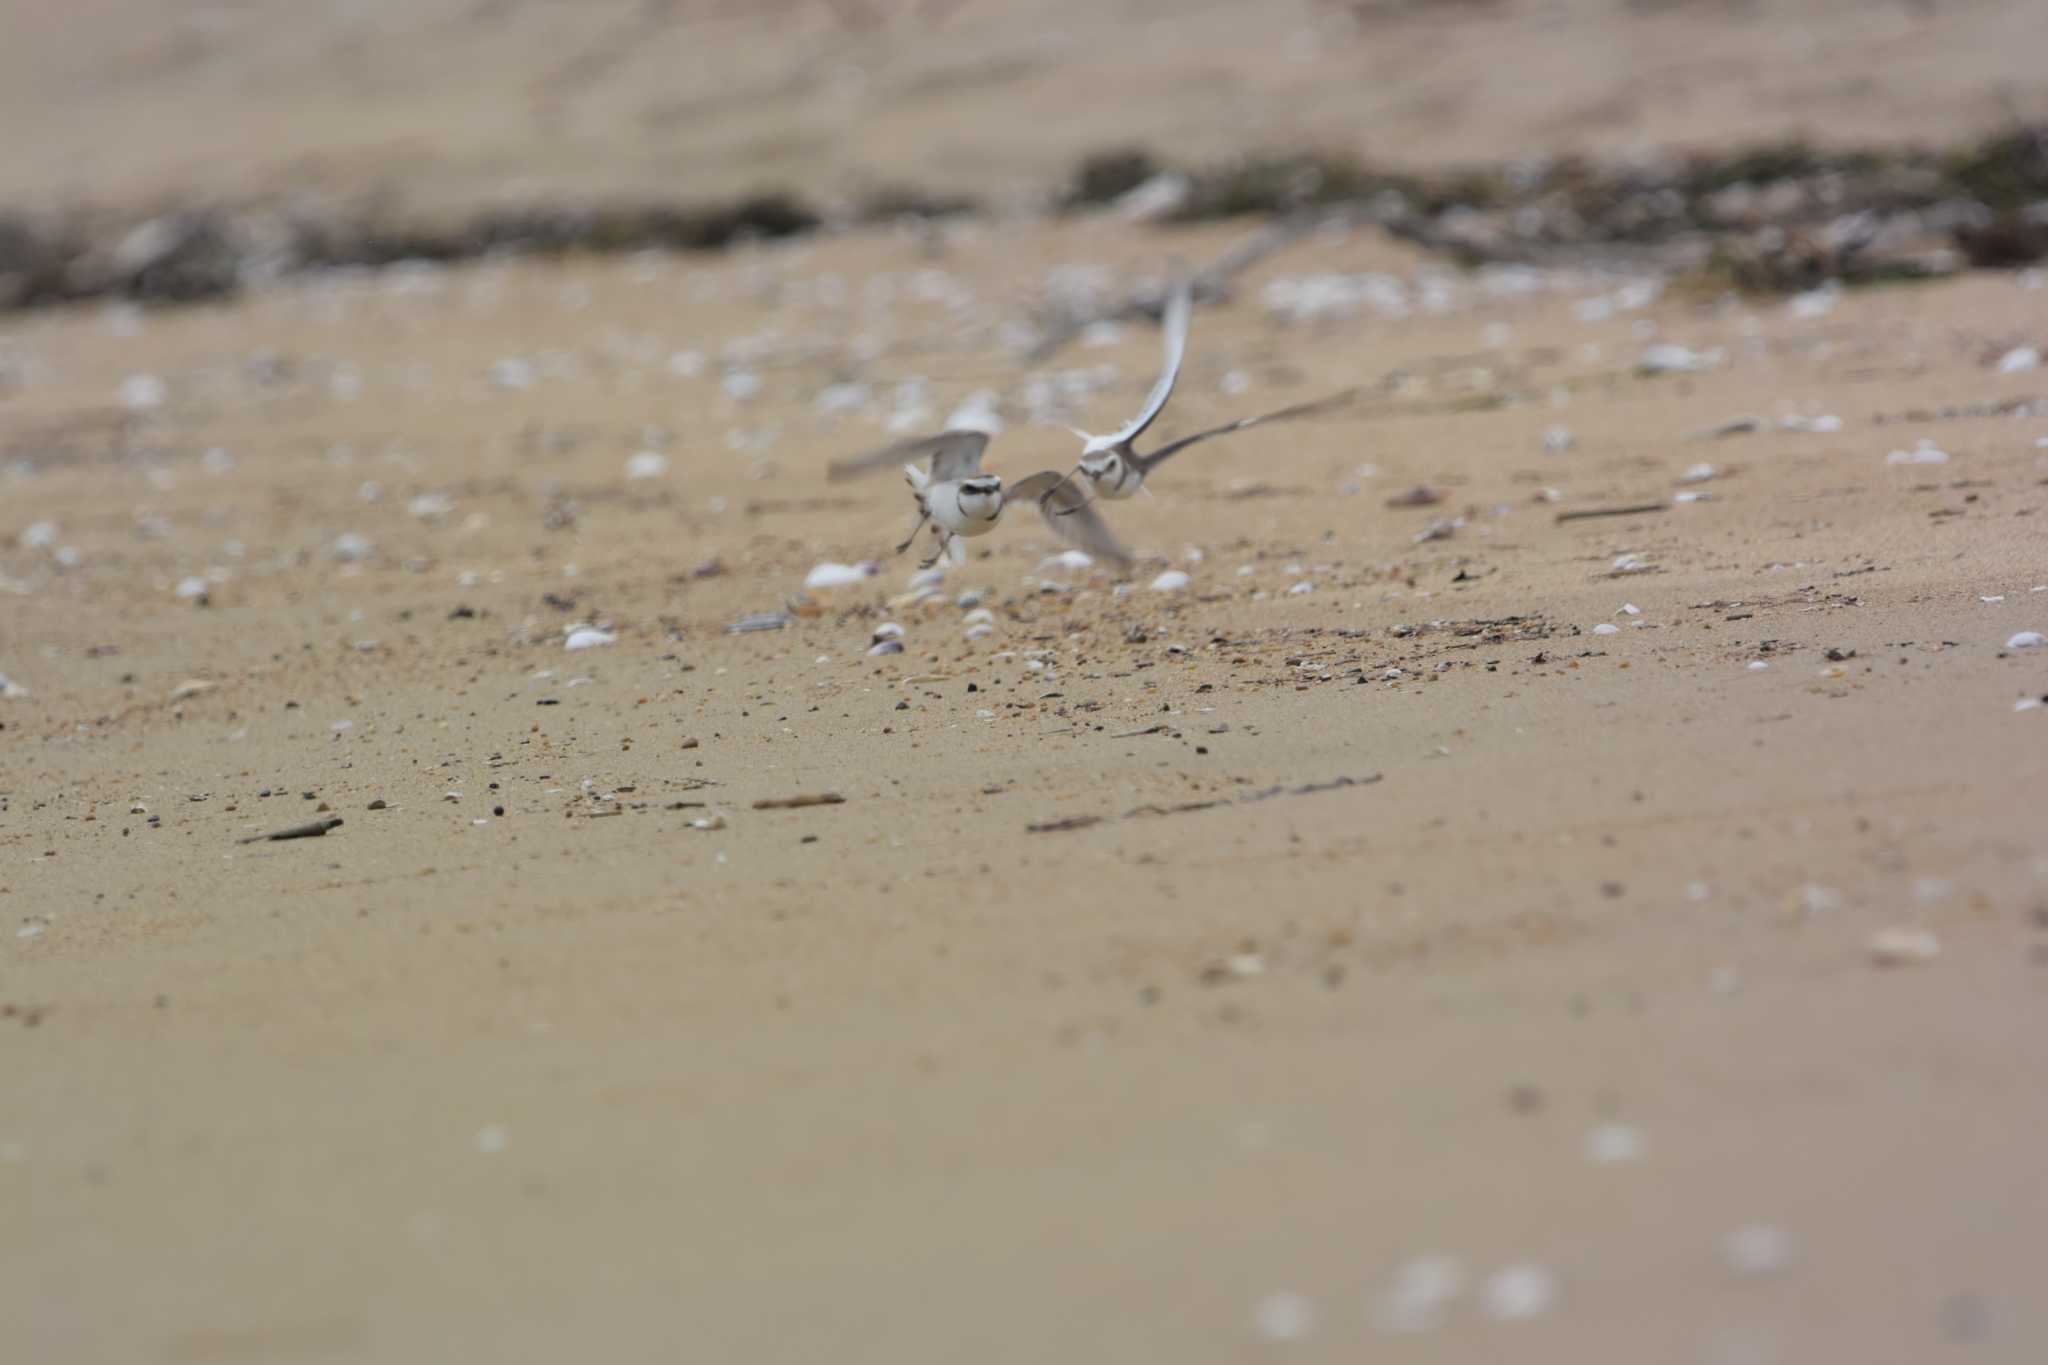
left=829, top=430, right=1131, bottom=571
left=1064, top=273, right=1356, bottom=505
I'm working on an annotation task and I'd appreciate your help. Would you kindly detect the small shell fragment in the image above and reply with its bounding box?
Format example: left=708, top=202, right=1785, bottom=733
left=803, top=561, right=876, bottom=590
left=1868, top=927, right=1940, bottom=966
left=1149, top=569, right=1190, bottom=592
left=2005, top=631, right=2046, bottom=649
left=1481, top=1264, right=1559, bottom=1321
left=564, top=627, right=616, bottom=651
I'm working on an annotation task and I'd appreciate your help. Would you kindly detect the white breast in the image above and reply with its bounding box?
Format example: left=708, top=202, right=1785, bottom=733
left=927, top=481, right=1003, bottom=536
left=1082, top=454, right=1143, bottom=500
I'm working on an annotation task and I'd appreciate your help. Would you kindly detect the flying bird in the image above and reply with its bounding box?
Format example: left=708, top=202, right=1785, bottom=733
left=1062, top=272, right=1356, bottom=506
left=828, top=430, right=1132, bottom=571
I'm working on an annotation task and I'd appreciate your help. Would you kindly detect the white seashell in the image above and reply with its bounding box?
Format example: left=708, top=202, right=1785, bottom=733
left=866, top=639, right=904, bottom=656
left=803, top=561, right=876, bottom=589
left=564, top=627, right=616, bottom=651
left=1149, top=569, right=1190, bottom=592
left=1868, top=927, right=1939, bottom=966
left=2005, top=631, right=2046, bottom=649
left=1722, top=1224, right=1793, bottom=1276
left=1592, top=623, right=1619, bottom=636
left=1584, top=1123, right=1645, bottom=1164
left=1995, top=345, right=2041, bottom=374
left=1481, top=1264, right=1558, bottom=1321
left=872, top=622, right=904, bottom=640
left=120, top=373, right=167, bottom=410
left=1680, top=462, right=1718, bottom=483
left=174, top=576, right=210, bottom=600
left=623, top=451, right=669, bottom=480
left=330, top=531, right=374, bottom=561
left=1638, top=343, right=1722, bottom=374
left=1371, top=1255, right=1466, bottom=1335
left=1038, top=550, right=1094, bottom=574
left=964, top=623, right=993, bottom=640
left=1886, top=440, right=1949, bottom=465
left=1251, top=1291, right=1315, bottom=1343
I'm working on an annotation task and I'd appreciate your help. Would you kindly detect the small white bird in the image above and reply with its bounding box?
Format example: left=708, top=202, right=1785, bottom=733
left=829, top=429, right=1131, bottom=571
left=1064, top=272, right=1356, bottom=505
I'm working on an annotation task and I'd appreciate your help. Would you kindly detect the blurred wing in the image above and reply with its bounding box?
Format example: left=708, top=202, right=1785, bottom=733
left=927, top=430, right=993, bottom=485
left=1132, top=386, right=1361, bottom=474
left=827, top=430, right=988, bottom=483
left=1101, top=273, right=1191, bottom=448
left=1012, top=470, right=1133, bottom=568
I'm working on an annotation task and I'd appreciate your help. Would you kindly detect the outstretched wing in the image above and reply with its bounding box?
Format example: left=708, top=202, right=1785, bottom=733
left=1098, top=272, right=1191, bottom=449
left=828, top=430, right=990, bottom=483
left=1131, top=386, right=1361, bottom=475
left=1010, top=470, right=1133, bottom=569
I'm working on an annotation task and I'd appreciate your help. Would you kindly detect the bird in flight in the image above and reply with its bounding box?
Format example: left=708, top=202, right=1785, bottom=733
left=1061, top=271, right=1356, bottom=508
left=828, top=429, right=1132, bottom=571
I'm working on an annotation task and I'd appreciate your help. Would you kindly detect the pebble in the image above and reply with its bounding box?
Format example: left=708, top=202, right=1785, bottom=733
left=1868, top=927, right=1940, bottom=966
left=1149, top=569, right=1190, bottom=592
left=1680, top=462, right=1718, bottom=483
left=1481, top=1264, right=1558, bottom=1321
left=474, top=1124, right=510, bottom=1155
left=1995, top=345, right=2041, bottom=374
left=0, top=672, right=28, bottom=701
left=175, top=576, right=210, bottom=600
left=1592, top=623, right=1620, bottom=636
left=1251, top=1291, right=1316, bottom=1343
left=962, top=607, right=994, bottom=625
left=623, top=451, right=670, bottom=480
left=564, top=627, right=616, bottom=651
left=2005, top=631, right=2046, bottom=649
left=866, top=639, right=904, bottom=656
left=1747, top=660, right=1769, bottom=670
left=1542, top=425, right=1574, bottom=454
left=965, top=623, right=993, bottom=640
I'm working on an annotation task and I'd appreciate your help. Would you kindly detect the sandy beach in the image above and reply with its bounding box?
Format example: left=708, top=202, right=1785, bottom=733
left=5, top=3, right=2048, bottom=1362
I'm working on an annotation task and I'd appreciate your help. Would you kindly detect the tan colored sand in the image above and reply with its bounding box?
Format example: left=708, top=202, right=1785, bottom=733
left=5, top=214, right=2047, bottom=1361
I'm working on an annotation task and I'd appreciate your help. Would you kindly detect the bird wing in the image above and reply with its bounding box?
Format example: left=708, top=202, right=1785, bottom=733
left=1098, top=272, right=1191, bottom=449
left=1131, top=386, right=1361, bottom=475
left=928, top=430, right=993, bottom=485
left=1010, top=470, right=1133, bottom=568
left=827, top=430, right=990, bottom=483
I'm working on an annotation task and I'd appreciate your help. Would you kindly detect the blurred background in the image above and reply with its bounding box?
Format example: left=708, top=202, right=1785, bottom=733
left=3, top=0, right=2042, bottom=215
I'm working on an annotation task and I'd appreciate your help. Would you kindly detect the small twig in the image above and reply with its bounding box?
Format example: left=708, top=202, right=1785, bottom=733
left=1026, top=814, right=1105, bottom=834
left=1554, top=503, right=1669, bottom=523
left=237, top=817, right=343, bottom=845
left=750, top=793, right=847, bottom=810
left=1110, top=724, right=1170, bottom=739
